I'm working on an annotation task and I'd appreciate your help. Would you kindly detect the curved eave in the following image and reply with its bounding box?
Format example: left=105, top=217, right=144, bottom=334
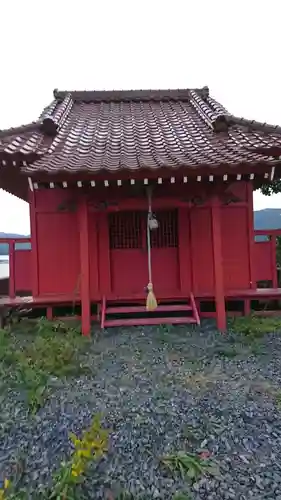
left=0, top=152, right=42, bottom=201
left=23, top=157, right=281, bottom=185
left=0, top=150, right=41, bottom=165
left=245, top=145, right=281, bottom=158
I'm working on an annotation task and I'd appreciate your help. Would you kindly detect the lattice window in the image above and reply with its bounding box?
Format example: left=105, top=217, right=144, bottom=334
left=109, top=211, right=143, bottom=249
left=150, top=210, right=178, bottom=248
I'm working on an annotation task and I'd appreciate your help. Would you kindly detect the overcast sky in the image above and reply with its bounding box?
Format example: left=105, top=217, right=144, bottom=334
left=0, top=0, right=281, bottom=234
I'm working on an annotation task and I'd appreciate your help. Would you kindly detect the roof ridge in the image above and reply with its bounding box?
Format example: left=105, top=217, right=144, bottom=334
left=225, top=115, right=281, bottom=136
left=42, top=93, right=73, bottom=137
left=189, top=90, right=228, bottom=132
left=205, top=96, right=281, bottom=136
left=53, top=87, right=210, bottom=103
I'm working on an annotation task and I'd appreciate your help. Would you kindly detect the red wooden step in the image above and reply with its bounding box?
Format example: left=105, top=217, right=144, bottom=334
left=103, top=316, right=197, bottom=328
left=105, top=304, right=192, bottom=314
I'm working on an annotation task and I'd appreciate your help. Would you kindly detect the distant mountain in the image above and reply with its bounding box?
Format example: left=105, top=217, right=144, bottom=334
left=254, top=209, right=281, bottom=230
left=0, top=233, right=30, bottom=255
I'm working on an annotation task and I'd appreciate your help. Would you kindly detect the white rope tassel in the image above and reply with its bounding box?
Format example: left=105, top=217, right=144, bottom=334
left=147, top=212, right=152, bottom=287
left=147, top=187, right=153, bottom=286
left=146, top=186, right=157, bottom=310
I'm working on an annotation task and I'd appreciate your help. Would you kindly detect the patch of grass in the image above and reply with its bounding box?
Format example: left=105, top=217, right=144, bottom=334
left=275, top=390, right=281, bottom=409
left=243, top=377, right=281, bottom=408
left=229, top=315, right=281, bottom=339
left=114, top=493, right=135, bottom=500
left=166, top=352, right=185, bottom=366
left=25, top=321, right=90, bottom=378
left=114, top=493, right=152, bottom=500
left=160, top=451, right=219, bottom=483
left=173, top=493, right=193, bottom=500
left=155, top=324, right=174, bottom=346
left=213, top=345, right=239, bottom=358
left=114, top=493, right=147, bottom=500
left=183, top=424, right=204, bottom=444
left=0, top=318, right=91, bottom=413
left=183, top=365, right=221, bottom=391
left=17, top=366, right=48, bottom=414
left=249, top=378, right=277, bottom=396
left=158, top=324, right=174, bottom=335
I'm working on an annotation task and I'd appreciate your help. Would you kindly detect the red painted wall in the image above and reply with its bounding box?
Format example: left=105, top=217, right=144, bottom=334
left=35, top=191, right=80, bottom=296
left=254, top=241, right=272, bottom=283
left=88, top=212, right=99, bottom=299
left=31, top=182, right=254, bottom=299
left=15, top=250, right=32, bottom=292
left=190, top=207, right=214, bottom=294
left=221, top=206, right=250, bottom=289
left=221, top=183, right=251, bottom=290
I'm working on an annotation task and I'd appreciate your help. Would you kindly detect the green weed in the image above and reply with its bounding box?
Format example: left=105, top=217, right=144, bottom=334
left=114, top=493, right=137, bottom=500
left=183, top=424, right=203, bottom=444
left=0, top=319, right=90, bottom=413
left=24, top=331, right=89, bottom=378
left=229, top=315, right=281, bottom=339
left=50, top=414, right=110, bottom=499
left=214, top=345, right=239, bottom=358
left=183, top=365, right=222, bottom=391
left=158, top=324, right=174, bottom=334
left=173, top=493, right=193, bottom=500
left=114, top=493, right=151, bottom=500
left=275, top=391, right=281, bottom=409
left=160, top=451, right=219, bottom=483
left=17, top=365, right=48, bottom=414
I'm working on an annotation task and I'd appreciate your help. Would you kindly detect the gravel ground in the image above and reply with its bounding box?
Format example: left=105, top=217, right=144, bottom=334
left=1, top=321, right=281, bottom=499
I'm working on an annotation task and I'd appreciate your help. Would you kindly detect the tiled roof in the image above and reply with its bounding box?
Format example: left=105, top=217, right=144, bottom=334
left=1, top=87, right=281, bottom=174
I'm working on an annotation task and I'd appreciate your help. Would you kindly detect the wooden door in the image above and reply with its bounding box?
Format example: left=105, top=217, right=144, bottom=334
left=109, top=211, right=147, bottom=297
left=108, top=209, right=180, bottom=299
left=150, top=209, right=180, bottom=296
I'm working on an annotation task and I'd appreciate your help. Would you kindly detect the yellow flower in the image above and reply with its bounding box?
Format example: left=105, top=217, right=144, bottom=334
left=79, top=448, right=91, bottom=458
left=69, top=433, right=81, bottom=447
left=71, top=459, right=85, bottom=477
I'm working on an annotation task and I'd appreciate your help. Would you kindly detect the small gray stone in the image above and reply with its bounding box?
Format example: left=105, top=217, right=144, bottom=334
left=2, top=324, right=281, bottom=498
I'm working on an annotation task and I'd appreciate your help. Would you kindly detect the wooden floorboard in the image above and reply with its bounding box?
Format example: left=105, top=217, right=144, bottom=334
left=0, top=288, right=281, bottom=309
left=227, top=288, right=281, bottom=298
left=198, top=289, right=281, bottom=299
left=0, top=294, right=80, bottom=307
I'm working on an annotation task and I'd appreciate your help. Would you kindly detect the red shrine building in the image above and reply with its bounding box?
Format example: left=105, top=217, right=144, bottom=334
left=1, top=87, right=281, bottom=335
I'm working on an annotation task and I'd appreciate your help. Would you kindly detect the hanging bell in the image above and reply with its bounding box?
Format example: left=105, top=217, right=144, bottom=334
left=148, top=212, right=158, bottom=230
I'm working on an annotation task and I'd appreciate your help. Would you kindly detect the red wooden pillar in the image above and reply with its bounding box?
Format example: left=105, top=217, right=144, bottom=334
left=211, top=196, right=226, bottom=331
left=89, top=212, right=99, bottom=299
left=29, top=188, right=39, bottom=296
left=178, top=207, right=192, bottom=294
left=78, top=197, right=91, bottom=336
left=8, top=241, right=15, bottom=298
left=270, top=235, right=278, bottom=288
left=247, top=183, right=255, bottom=288
left=98, top=212, right=111, bottom=296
